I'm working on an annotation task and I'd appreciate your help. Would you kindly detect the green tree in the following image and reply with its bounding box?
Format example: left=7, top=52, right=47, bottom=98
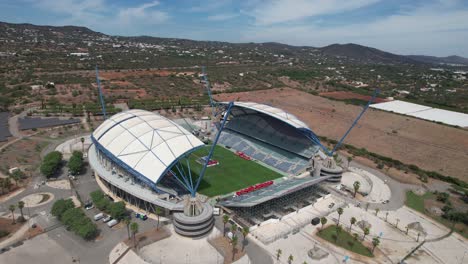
left=9, top=204, right=16, bottom=224
left=241, top=227, right=249, bottom=251
left=335, top=225, right=342, bottom=242
left=372, top=237, right=380, bottom=253
left=353, top=181, right=360, bottom=197
left=231, top=235, right=238, bottom=261
left=131, top=222, right=139, bottom=249
left=320, top=217, right=327, bottom=231
left=123, top=217, right=131, bottom=239
left=17, top=201, right=25, bottom=222
left=349, top=217, right=356, bottom=232
left=68, top=151, right=83, bottom=175
left=353, top=233, right=359, bottom=241
left=347, top=156, right=352, bottom=169
left=40, top=151, right=63, bottom=178
left=375, top=208, right=380, bottom=216
left=155, top=207, right=162, bottom=230
left=363, top=227, right=370, bottom=240
left=337, top=207, right=344, bottom=226
left=276, top=249, right=282, bottom=261
left=109, top=201, right=126, bottom=220
left=10, top=170, right=24, bottom=187
left=288, top=254, right=294, bottom=264
left=222, top=214, right=229, bottom=237
left=80, top=137, right=85, bottom=152
left=51, top=199, right=75, bottom=220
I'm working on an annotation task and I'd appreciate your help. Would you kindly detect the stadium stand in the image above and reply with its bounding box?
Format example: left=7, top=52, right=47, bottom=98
left=218, top=129, right=310, bottom=175
left=224, top=113, right=317, bottom=158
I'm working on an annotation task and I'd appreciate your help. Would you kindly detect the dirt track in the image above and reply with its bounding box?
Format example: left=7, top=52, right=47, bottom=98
left=214, top=88, right=468, bottom=182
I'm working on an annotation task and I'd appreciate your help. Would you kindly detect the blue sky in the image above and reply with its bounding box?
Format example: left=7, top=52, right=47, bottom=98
left=1, top=0, right=468, bottom=56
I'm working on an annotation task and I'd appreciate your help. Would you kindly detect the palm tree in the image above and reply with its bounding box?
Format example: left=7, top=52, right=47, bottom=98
left=353, top=181, right=360, bottom=197
left=123, top=217, right=131, bottom=239
left=375, top=208, right=380, bottom=216
left=17, top=201, right=25, bottom=222
left=241, top=227, right=249, bottom=251
left=231, top=235, right=238, bottom=261
left=222, top=214, right=229, bottom=237
left=231, top=224, right=237, bottom=238
left=276, top=249, right=282, bottom=261
left=288, top=254, right=294, bottom=264
left=353, top=233, right=359, bottom=241
left=320, top=217, right=327, bottom=231
left=9, top=204, right=16, bottom=224
left=372, top=237, right=380, bottom=253
left=80, top=137, right=85, bottom=152
left=347, top=156, right=352, bottom=170
left=130, top=222, right=139, bottom=249
left=155, top=207, right=162, bottom=230
left=0, top=178, right=4, bottom=194
left=335, top=225, right=342, bottom=242
left=363, top=227, right=370, bottom=241
left=337, top=207, right=344, bottom=226
left=349, top=217, right=356, bottom=232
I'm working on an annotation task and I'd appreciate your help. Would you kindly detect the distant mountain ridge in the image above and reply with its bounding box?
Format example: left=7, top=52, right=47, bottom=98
left=1, top=21, right=467, bottom=66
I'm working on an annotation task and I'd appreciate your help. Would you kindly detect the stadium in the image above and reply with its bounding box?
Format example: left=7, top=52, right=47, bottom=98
left=88, top=102, right=343, bottom=236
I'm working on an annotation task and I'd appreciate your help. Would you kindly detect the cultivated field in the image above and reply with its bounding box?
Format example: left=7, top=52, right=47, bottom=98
left=214, top=88, right=468, bottom=182
left=187, top=145, right=283, bottom=197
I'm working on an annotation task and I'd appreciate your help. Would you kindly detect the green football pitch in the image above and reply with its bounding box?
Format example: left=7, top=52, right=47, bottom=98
left=185, top=145, right=283, bottom=197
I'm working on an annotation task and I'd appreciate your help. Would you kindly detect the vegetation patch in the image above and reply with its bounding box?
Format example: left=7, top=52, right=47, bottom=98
left=317, top=225, right=373, bottom=257
left=51, top=199, right=97, bottom=240
left=90, top=190, right=127, bottom=220
left=40, top=151, right=63, bottom=178
left=320, top=136, right=468, bottom=189
left=39, top=193, right=51, bottom=204
left=405, top=191, right=468, bottom=238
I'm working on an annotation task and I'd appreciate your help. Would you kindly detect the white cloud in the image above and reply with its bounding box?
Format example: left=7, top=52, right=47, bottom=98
left=239, top=0, right=468, bottom=56
left=207, top=13, right=239, bottom=21
left=245, top=0, right=380, bottom=25
left=118, top=1, right=169, bottom=25
left=32, top=0, right=169, bottom=30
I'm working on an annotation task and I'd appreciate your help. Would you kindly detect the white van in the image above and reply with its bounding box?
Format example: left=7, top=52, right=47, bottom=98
left=107, top=219, right=119, bottom=228
left=94, top=213, right=104, bottom=221
left=213, top=207, right=221, bottom=216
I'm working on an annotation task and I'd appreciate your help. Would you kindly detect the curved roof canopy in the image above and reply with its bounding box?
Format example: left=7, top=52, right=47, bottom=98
left=92, top=109, right=204, bottom=184
left=223, top=102, right=309, bottom=129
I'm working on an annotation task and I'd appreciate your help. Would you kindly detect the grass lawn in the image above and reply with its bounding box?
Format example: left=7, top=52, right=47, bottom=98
left=317, top=225, right=373, bottom=257
left=405, top=191, right=468, bottom=239
left=186, top=145, right=283, bottom=197
left=405, top=191, right=434, bottom=214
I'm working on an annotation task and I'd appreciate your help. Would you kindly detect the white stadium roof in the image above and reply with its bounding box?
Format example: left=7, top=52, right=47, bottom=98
left=226, top=102, right=310, bottom=129
left=92, top=109, right=204, bottom=184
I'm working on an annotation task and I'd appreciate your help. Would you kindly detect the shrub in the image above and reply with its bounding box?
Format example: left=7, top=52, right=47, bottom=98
left=68, top=151, right=84, bottom=175
left=40, top=151, right=63, bottom=178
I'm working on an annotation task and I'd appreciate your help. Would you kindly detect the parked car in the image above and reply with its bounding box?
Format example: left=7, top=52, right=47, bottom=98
left=213, top=207, right=221, bottom=216
left=136, top=213, right=148, bottom=220
left=94, top=213, right=104, bottom=221
left=102, top=215, right=112, bottom=223
left=84, top=202, right=94, bottom=210
left=107, top=219, right=119, bottom=228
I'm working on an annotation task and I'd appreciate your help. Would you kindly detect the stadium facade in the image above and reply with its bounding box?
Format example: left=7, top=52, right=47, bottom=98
left=89, top=103, right=342, bottom=233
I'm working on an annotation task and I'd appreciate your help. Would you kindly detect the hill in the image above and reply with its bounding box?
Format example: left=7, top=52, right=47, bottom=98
left=407, top=55, right=468, bottom=66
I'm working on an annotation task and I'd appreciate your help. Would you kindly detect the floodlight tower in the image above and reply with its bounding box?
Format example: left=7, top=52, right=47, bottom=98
left=313, top=89, right=379, bottom=182
left=95, top=65, right=107, bottom=119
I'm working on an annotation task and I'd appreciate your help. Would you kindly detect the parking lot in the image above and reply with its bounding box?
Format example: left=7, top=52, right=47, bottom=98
left=0, top=158, right=161, bottom=264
